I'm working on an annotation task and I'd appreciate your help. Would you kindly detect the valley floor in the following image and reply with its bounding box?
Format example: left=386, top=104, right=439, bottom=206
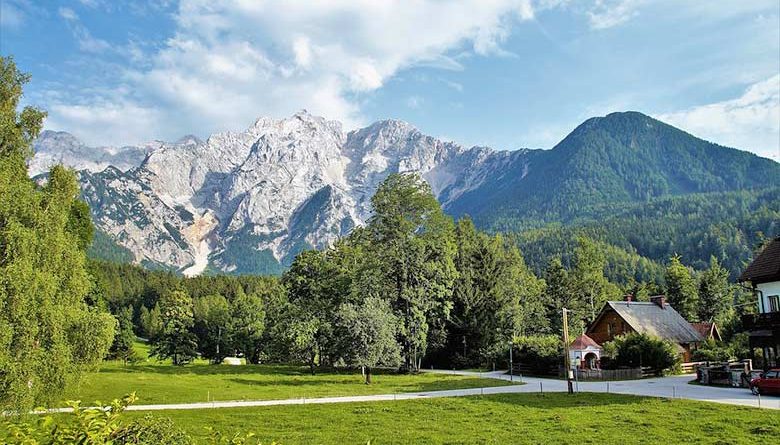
left=124, top=392, right=780, bottom=444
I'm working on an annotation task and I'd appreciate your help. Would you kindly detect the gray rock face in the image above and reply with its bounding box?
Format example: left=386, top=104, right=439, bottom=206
left=31, top=130, right=154, bottom=176
left=41, top=112, right=532, bottom=275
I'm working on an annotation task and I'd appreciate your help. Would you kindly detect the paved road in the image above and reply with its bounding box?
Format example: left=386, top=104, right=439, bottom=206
left=43, top=370, right=779, bottom=413
left=427, top=370, right=780, bottom=410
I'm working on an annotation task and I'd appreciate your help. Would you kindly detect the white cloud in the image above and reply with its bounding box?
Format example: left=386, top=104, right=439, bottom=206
left=44, top=0, right=540, bottom=145
left=58, top=7, right=77, bottom=21
left=58, top=6, right=112, bottom=53
left=657, top=75, right=780, bottom=161
left=587, top=0, right=644, bottom=30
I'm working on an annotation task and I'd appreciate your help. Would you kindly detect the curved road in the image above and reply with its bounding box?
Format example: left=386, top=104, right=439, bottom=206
left=44, top=370, right=778, bottom=413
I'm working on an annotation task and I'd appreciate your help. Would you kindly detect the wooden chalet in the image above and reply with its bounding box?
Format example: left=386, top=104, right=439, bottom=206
left=586, top=295, right=705, bottom=362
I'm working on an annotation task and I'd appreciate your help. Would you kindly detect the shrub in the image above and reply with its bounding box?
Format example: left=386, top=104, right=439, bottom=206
left=691, top=339, right=732, bottom=362
left=603, top=333, right=680, bottom=375
left=113, top=415, right=194, bottom=444
left=512, top=335, right=562, bottom=374
left=0, top=393, right=268, bottom=445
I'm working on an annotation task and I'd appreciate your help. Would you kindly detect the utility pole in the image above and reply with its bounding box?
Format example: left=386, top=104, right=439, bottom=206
left=509, top=339, right=514, bottom=382
left=562, top=308, right=574, bottom=394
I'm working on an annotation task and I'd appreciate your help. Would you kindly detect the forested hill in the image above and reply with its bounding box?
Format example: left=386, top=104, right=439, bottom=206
left=508, top=187, right=780, bottom=282
left=448, top=111, right=780, bottom=230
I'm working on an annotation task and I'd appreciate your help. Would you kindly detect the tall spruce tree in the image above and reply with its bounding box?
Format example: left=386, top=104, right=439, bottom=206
left=108, top=306, right=137, bottom=364
left=665, top=255, right=699, bottom=321
left=572, top=237, right=619, bottom=324
left=697, top=256, right=732, bottom=323
left=444, top=218, right=545, bottom=367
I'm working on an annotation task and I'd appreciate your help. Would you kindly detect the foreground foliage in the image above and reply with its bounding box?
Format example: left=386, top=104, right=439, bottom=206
left=0, top=56, right=114, bottom=411
left=1, top=394, right=259, bottom=444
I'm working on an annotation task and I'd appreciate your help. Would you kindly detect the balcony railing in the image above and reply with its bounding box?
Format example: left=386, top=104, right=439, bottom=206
left=742, top=311, right=780, bottom=330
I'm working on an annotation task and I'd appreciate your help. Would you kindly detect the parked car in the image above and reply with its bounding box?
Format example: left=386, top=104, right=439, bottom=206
left=750, top=369, right=780, bottom=395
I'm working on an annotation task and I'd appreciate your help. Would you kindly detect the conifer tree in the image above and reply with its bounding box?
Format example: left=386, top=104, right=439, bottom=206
left=665, top=255, right=699, bottom=321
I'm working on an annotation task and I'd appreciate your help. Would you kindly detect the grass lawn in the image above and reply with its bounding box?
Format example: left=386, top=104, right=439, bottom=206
left=62, top=342, right=514, bottom=406
left=125, top=393, right=780, bottom=444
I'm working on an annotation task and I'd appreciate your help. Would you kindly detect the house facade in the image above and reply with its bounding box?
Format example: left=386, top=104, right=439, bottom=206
left=586, top=295, right=704, bottom=362
left=739, top=237, right=780, bottom=370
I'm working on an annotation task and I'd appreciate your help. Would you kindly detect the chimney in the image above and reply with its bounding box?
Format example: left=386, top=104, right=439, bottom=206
left=650, top=295, right=666, bottom=308
left=623, top=294, right=633, bottom=302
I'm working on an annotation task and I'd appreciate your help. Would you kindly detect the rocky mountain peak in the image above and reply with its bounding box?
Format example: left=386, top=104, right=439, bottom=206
left=38, top=112, right=533, bottom=276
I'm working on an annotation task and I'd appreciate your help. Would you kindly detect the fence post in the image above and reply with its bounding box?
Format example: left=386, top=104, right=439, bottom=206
left=540, top=382, right=543, bottom=394
left=607, top=381, right=609, bottom=393
left=672, top=386, right=675, bottom=399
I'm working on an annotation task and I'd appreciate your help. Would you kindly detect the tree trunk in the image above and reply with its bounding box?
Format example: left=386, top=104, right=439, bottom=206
left=365, top=367, right=372, bottom=384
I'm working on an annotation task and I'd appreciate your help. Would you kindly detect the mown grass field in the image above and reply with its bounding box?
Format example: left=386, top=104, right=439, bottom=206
left=62, top=341, right=513, bottom=406
left=125, top=392, right=780, bottom=444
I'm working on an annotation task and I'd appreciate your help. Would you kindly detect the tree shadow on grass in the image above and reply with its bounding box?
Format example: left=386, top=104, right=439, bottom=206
left=473, top=392, right=656, bottom=410
left=97, top=364, right=323, bottom=377
left=224, top=376, right=509, bottom=394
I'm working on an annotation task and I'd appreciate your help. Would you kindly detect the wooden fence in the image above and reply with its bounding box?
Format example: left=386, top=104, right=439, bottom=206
left=512, top=363, right=652, bottom=380
left=574, top=368, right=646, bottom=380
left=680, top=361, right=706, bottom=374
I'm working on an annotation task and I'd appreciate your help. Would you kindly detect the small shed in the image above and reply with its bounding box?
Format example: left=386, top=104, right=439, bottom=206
left=691, top=322, right=722, bottom=342
left=569, top=334, right=602, bottom=369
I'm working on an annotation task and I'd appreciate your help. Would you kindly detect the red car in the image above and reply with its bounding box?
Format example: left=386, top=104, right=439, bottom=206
left=750, top=369, right=780, bottom=395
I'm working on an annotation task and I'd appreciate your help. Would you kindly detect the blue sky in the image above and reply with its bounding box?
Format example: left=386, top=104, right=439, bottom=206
left=2, top=1, right=779, bottom=160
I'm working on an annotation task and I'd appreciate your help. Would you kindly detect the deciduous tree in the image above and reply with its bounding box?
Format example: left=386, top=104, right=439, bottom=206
left=150, top=290, right=198, bottom=365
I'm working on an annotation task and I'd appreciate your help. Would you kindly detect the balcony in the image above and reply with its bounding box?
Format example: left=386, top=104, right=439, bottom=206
left=742, top=311, right=780, bottom=331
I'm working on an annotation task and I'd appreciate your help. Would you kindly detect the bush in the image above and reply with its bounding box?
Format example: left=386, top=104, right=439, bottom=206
left=0, top=393, right=266, bottom=445
left=512, top=335, right=562, bottom=374
left=691, top=339, right=732, bottom=362
left=603, top=333, right=680, bottom=375
left=113, top=415, right=194, bottom=444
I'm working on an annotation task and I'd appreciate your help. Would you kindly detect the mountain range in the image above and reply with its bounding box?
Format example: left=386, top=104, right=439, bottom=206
left=32, top=111, right=780, bottom=276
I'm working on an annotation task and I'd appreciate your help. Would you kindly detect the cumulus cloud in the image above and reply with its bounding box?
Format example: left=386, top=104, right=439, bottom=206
left=657, top=75, right=780, bottom=160
left=44, top=0, right=540, bottom=145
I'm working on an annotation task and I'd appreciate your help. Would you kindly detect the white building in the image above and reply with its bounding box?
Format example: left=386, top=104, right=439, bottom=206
left=739, top=237, right=780, bottom=369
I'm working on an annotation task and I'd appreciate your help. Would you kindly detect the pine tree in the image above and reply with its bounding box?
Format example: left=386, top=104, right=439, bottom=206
left=665, top=255, right=699, bottom=321
left=109, top=306, right=137, bottom=364
left=697, top=256, right=731, bottom=323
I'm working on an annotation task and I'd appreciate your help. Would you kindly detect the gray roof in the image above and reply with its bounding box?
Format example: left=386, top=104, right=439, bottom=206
left=605, top=301, right=704, bottom=344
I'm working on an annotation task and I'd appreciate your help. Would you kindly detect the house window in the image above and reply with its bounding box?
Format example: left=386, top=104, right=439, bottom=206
left=768, top=295, right=779, bottom=313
